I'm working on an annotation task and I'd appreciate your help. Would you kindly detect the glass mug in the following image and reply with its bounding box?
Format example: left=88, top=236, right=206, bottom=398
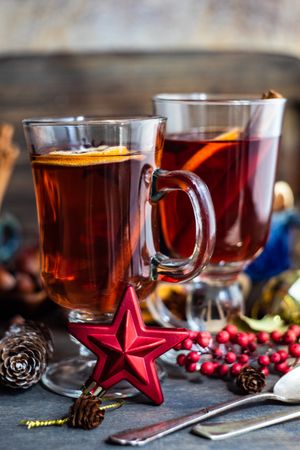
left=23, top=116, right=215, bottom=396
left=152, top=94, right=286, bottom=332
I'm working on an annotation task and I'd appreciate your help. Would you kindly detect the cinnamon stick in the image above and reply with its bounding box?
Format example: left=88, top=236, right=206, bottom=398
left=0, top=124, right=20, bottom=212
left=261, top=90, right=283, bottom=99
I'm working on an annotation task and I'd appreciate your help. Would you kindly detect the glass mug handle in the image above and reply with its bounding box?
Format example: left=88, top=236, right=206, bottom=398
left=148, top=168, right=216, bottom=327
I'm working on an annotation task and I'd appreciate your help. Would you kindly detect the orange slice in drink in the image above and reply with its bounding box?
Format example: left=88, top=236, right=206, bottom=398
left=33, top=146, right=144, bottom=166
left=182, top=128, right=240, bottom=172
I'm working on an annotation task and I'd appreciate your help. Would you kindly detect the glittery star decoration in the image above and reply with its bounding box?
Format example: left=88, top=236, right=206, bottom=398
left=68, top=286, right=188, bottom=405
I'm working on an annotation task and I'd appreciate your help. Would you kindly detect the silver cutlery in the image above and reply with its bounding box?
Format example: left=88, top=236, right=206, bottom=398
left=108, top=365, right=300, bottom=446
left=192, top=407, right=300, bottom=440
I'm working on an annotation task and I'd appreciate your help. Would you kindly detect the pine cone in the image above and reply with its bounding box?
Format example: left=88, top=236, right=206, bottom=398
left=236, top=366, right=266, bottom=394
left=7, top=319, right=54, bottom=360
left=0, top=332, right=47, bottom=388
left=69, top=394, right=105, bottom=430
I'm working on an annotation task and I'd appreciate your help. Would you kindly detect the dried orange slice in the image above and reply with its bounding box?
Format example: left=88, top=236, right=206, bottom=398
left=33, top=146, right=143, bottom=166
left=182, top=128, right=240, bottom=172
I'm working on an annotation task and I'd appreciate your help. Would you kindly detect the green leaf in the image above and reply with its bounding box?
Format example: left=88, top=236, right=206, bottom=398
left=235, top=314, right=287, bottom=333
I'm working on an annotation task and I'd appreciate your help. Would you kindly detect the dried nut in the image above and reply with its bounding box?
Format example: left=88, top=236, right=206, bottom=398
left=15, top=273, right=36, bottom=294
left=15, top=251, right=40, bottom=276
left=0, top=268, right=16, bottom=290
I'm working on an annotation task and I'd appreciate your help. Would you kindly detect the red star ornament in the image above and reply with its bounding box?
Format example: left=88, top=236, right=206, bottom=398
left=68, top=286, right=188, bottom=405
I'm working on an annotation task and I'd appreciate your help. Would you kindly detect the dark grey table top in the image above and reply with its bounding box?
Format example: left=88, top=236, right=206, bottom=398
left=0, top=358, right=299, bottom=450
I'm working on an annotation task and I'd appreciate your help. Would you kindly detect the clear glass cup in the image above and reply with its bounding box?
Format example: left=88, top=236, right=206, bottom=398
left=152, top=94, right=286, bottom=332
left=23, top=115, right=215, bottom=396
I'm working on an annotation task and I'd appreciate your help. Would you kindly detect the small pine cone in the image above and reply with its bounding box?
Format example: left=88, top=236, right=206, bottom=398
left=7, top=319, right=53, bottom=360
left=236, top=366, right=266, bottom=394
left=0, top=332, right=47, bottom=389
left=69, top=394, right=105, bottom=430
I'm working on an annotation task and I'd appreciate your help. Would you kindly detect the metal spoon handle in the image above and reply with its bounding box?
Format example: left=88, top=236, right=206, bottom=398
left=192, top=407, right=300, bottom=440
left=109, top=392, right=276, bottom=446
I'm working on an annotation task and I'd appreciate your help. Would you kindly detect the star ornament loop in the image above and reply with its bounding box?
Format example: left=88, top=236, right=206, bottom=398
left=68, top=286, right=188, bottom=405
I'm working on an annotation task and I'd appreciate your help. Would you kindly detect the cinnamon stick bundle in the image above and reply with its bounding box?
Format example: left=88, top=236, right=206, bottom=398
left=0, top=123, right=20, bottom=211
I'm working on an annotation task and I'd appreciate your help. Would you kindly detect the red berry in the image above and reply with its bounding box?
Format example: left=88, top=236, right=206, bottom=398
left=217, top=364, right=229, bottom=377
left=258, top=355, right=270, bottom=366
left=174, top=343, right=182, bottom=351
left=289, top=343, right=300, bottom=358
left=224, top=324, right=238, bottom=338
left=277, top=349, right=288, bottom=362
left=257, top=331, right=270, bottom=344
left=197, top=331, right=211, bottom=342
left=182, top=338, right=193, bottom=350
left=270, top=352, right=281, bottom=363
left=213, top=347, right=223, bottom=359
left=176, top=354, right=186, bottom=366
left=238, top=354, right=249, bottom=364
left=283, top=330, right=297, bottom=344
left=197, top=334, right=211, bottom=348
left=247, top=333, right=257, bottom=344
left=225, top=352, right=237, bottom=364
left=216, top=330, right=230, bottom=344
left=274, top=361, right=289, bottom=373
left=289, top=324, right=300, bottom=337
left=236, top=333, right=249, bottom=348
left=260, top=367, right=270, bottom=377
left=188, top=330, right=199, bottom=341
left=187, top=351, right=200, bottom=363
left=248, top=342, right=257, bottom=353
left=271, top=330, right=282, bottom=343
left=200, top=361, right=215, bottom=376
left=231, top=363, right=243, bottom=376
left=202, top=331, right=212, bottom=339
left=186, top=362, right=197, bottom=373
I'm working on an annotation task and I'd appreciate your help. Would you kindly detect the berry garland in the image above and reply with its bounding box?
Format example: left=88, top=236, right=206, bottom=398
left=175, top=324, right=300, bottom=382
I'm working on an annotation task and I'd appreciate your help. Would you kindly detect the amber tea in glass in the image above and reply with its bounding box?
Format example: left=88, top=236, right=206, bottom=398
left=23, top=116, right=215, bottom=396
left=153, top=94, right=286, bottom=331
left=161, top=133, right=279, bottom=266
left=32, top=150, right=161, bottom=315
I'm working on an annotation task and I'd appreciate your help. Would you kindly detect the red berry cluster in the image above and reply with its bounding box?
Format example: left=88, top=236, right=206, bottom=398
left=175, top=324, right=300, bottom=379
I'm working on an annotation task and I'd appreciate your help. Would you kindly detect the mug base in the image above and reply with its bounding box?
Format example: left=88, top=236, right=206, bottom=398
left=41, top=356, right=166, bottom=399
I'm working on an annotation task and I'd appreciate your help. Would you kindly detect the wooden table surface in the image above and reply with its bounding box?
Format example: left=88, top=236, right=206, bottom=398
left=0, top=324, right=299, bottom=450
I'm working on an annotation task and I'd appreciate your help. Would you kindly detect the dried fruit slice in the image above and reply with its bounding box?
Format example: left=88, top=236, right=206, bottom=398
left=33, top=146, right=143, bottom=166
left=182, top=128, right=240, bottom=172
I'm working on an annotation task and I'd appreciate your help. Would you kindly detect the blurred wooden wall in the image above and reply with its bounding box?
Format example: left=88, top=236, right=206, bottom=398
left=0, top=51, right=300, bottom=240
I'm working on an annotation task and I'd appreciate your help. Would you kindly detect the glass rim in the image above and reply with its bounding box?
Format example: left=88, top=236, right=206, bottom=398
left=22, top=115, right=166, bottom=127
left=153, top=93, right=287, bottom=106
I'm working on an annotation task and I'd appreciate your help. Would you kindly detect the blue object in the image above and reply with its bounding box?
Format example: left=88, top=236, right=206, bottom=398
left=245, top=208, right=300, bottom=283
left=0, top=212, right=21, bottom=262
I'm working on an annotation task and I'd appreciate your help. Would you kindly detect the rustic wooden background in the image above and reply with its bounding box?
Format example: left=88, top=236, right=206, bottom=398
left=1, top=51, right=300, bottom=241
